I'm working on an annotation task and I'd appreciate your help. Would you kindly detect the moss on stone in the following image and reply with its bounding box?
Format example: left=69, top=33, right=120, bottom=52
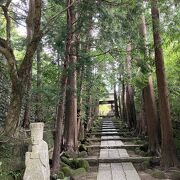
left=80, top=139, right=89, bottom=145
left=145, top=169, right=153, bottom=174
left=170, top=170, right=180, bottom=180
left=60, top=156, right=71, bottom=166
left=61, top=166, right=72, bottom=177
left=135, top=140, right=143, bottom=145
left=60, top=161, right=69, bottom=168
left=62, top=152, right=70, bottom=158
left=71, top=168, right=86, bottom=180
left=151, top=169, right=166, bottom=179
left=70, top=159, right=79, bottom=169
left=77, top=159, right=89, bottom=171
left=141, top=160, right=150, bottom=170
left=0, top=174, right=14, bottom=180
left=139, top=151, right=146, bottom=156
left=78, top=144, right=87, bottom=152
left=78, top=151, right=88, bottom=158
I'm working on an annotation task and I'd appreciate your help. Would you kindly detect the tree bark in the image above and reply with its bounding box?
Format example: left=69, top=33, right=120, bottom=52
left=151, top=0, right=179, bottom=167
left=22, top=72, right=32, bottom=128
left=117, top=82, right=122, bottom=119
left=64, top=0, right=78, bottom=151
left=122, top=79, right=127, bottom=122
left=137, top=95, right=147, bottom=136
left=125, top=44, right=136, bottom=129
left=77, top=66, right=84, bottom=139
left=86, top=95, right=93, bottom=132
left=114, top=84, right=120, bottom=118
left=143, top=76, right=160, bottom=155
left=35, top=44, right=43, bottom=122
left=139, top=11, right=160, bottom=155
left=51, top=70, right=67, bottom=175
left=5, top=85, right=23, bottom=134
left=125, top=85, right=136, bottom=129
left=0, top=0, right=42, bottom=135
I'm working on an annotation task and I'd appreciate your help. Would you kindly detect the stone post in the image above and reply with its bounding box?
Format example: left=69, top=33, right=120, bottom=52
left=23, top=123, right=50, bottom=180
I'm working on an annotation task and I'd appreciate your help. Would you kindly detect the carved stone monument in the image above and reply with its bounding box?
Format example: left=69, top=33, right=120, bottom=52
left=23, top=123, right=50, bottom=180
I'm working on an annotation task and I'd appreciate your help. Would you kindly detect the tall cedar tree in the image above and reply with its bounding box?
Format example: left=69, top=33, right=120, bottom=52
left=114, top=84, right=120, bottom=118
left=125, top=44, right=137, bottom=129
left=151, top=0, right=179, bottom=167
left=51, top=0, right=78, bottom=173
left=139, top=12, right=160, bottom=155
left=35, top=44, right=43, bottom=122
left=63, top=0, right=78, bottom=151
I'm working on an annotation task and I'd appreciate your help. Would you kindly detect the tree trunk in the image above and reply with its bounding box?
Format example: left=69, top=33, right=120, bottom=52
left=122, top=79, right=127, bottom=122
left=22, top=72, right=32, bottom=128
left=51, top=72, right=67, bottom=175
left=139, top=11, right=160, bottom=155
left=151, top=0, right=179, bottom=167
left=125, top=85, right=136, bottom=129
left=143, top=76, right=160, bottom=155
left=118, top=96, right=122, bottom=119
left=114, top=84, right=120, bottom=118
left=117, top=83, right=122, bottom=119
left=137, top=95, right=147, bottom=136
left=64, top=0, right=77, bottom=151
left=35, top=44, right=43, bottom=122
left=77, top=66, right=84, bottom=140
left=5, top=84, right=23, bottom=135
left=125, top=44, right=136, bottom=129
left=86, top=95, right=93, bottom=132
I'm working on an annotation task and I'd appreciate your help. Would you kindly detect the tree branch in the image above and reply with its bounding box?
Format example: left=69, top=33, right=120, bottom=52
left=0, top=38, right=19, bottom=84
left=18, top=0, right=42, bottom=81
left=43, top=0, right=76, bottom=35
left=1, top=0, right=12, bottom=45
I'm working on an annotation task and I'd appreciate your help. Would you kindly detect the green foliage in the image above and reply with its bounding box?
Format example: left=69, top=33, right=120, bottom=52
left=58, top=171, right=65, bottom=179
left=8, top=170, right=22, bottom=180
left=0, top=169, right=22, bottom=180
left=0, top=0, right=180, bottom=174
left=131, top=72, right=148, bottom=89
left=164, top=39, right=180, bottom=121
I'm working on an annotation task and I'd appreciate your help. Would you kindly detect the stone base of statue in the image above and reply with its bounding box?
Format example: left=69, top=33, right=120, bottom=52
left=23, top=123, right=50, bottom=180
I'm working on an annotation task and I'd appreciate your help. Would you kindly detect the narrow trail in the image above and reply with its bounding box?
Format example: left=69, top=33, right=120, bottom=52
left=96, top=117, right=141, bottom=180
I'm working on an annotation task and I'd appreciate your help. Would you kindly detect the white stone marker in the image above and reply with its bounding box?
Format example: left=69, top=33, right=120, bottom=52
left=23, top=123, right=50, bottom=180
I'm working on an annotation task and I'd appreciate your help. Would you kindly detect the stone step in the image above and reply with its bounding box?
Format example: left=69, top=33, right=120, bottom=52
left=88, top=132, right=132, bottom=136
left=88, top=137, right=140, bottom=141
left=97, top=163, right=141, bottom=180
left=95, top=118, right=143, bottom=180
left=86, top=144, right=142, bottom=150
left=83, top=156, right=159, bottom=165
left=101, top=123, right=120, bottom=125
left=95, top=130, right=129, bottom=133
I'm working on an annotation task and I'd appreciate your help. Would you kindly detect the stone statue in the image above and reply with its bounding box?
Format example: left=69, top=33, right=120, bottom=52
left=23, top=123, right=50, bottom=180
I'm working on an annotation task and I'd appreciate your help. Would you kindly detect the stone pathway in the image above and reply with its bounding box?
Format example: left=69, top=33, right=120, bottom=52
left=97, top=118, right=141, bottom=180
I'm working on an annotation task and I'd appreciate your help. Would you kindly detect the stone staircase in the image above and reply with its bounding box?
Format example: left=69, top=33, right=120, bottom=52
left=96, top=118, right=141, bottom=180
